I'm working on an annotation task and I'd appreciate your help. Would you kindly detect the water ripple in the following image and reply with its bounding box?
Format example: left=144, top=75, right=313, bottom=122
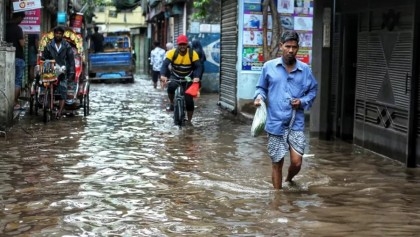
left=1, top=76, right=420, bottom=236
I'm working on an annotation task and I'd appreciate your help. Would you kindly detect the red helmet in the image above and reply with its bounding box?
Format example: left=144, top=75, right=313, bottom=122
left=177, top=34, right=188, bottom=45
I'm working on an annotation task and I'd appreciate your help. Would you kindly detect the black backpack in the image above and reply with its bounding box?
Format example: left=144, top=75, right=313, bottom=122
left=172, top=48, right=194, bottom=63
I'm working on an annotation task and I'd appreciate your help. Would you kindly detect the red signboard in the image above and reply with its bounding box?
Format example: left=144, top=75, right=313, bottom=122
left=296, top=52, right=310, bottom=64
left=71, top=13, right=84, bottom=33
left=20, top=9, right=41, bottom=33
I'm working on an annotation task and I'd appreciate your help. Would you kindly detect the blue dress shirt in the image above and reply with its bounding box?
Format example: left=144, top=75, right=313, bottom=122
left=254, top=57, right=318, bottom=135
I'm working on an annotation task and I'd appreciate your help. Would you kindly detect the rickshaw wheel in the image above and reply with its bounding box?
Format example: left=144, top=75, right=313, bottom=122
left=83, top=85, right=90, bottom=116
left=34, top=94, right=40, bottom=116
left=34, top=99, right=41, bottom=115
left=43, top=102, right=51, bottom=123
left=43, top=90, right=52, bottom=123
left=29, top=96, right=34, bottom=115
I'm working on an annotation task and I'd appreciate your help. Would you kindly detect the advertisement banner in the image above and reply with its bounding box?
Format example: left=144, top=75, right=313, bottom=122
left=71, top=13, right=84, bottom=33
left=19, top=9, right=41, bottom=33
left=13, top=0, right=42, bottom=12
left=242, top=47, right=264, bottom=71
left=242, top=0, right=314, bottom=71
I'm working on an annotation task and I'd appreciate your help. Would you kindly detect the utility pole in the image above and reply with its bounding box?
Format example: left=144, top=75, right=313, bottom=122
left=57, top=0, right=68, bottom=25
left=0, top=0, right=4, bottom=43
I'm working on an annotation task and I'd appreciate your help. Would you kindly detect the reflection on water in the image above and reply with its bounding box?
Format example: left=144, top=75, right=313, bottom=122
left=1, top=76, right=420, bottom=236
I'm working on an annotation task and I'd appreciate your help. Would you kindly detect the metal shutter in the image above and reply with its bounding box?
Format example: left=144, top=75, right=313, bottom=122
left=354, top=5, right=413, bottom=162
left=219, top=0, right=238, bottom=113
left=173, top=15, right=183, bottom=40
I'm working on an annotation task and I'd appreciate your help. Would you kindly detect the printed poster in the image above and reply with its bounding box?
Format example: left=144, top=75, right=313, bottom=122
left=242, top=0, right=314, bottom=71
left=278, top=0, right=295, bottom=14
left=19, top=9, right=41, bottom=33
left=242, top=47, right=264, bottom=71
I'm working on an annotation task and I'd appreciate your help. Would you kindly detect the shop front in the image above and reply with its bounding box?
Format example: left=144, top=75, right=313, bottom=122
left=312, top=0, right=420, bottom=166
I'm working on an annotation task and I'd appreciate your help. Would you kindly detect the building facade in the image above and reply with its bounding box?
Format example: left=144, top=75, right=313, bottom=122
left=91, top=5, right=147, bottom=73
left=312, top=0, right=420, bottom=167
left=143, top=0, right=221, bottom=93
left=220, top=0, right=420, bottom=167
left=0, top=0, right=97, bottom=129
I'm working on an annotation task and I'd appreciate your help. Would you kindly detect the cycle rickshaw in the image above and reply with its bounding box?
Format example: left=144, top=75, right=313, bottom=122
left=30, top=28, right=90, bottom=123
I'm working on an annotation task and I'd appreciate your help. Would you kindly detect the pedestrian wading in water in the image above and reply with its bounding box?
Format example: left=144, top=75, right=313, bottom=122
left=254, top=30, right=318, bottom=189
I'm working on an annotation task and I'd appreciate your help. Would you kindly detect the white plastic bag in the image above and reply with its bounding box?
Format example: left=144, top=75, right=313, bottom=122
left=251, top=100, right=267, bottom=137
left=54, top=64, right=66, bottom=75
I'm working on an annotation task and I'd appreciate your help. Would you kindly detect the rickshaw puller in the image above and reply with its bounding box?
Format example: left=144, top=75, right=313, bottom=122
left=41, top=26, right=75, bottom=119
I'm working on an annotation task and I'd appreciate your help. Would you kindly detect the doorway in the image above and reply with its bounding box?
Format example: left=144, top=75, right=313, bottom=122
left=337, top=14, right=358, bottom=141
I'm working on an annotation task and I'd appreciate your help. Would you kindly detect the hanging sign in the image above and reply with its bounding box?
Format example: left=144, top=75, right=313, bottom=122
left=19, top=9, right=41, bottom=33
left=13, top=0, right=43, bottom=12
left=71, top=13, right=84, bottom=33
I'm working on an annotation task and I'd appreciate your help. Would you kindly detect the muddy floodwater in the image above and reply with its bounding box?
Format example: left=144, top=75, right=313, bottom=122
left=1, top=75, right=420, bottom=236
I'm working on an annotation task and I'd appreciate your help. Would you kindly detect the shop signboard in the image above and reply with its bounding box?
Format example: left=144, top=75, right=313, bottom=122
left=19, top=9, right=41, bottom=33
left=13, top=0, right=42, bottom=12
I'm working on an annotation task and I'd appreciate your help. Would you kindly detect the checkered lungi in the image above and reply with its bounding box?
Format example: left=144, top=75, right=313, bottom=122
left=267, top=110, right=306, bottom=163
left=267, top=130, right=306, bottom=163
left=54, top=74, right=68, bottom=100
left=56, top=78, right=68, bottom=100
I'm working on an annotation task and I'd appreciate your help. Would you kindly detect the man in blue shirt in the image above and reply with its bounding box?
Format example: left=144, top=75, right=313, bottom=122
left=254, top=31, right=318, bottom=189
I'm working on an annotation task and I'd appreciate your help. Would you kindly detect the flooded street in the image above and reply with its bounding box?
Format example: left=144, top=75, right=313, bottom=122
left=1, top=75, right=420, bottom=236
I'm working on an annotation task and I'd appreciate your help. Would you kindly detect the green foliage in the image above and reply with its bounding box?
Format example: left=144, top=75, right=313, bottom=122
left=192, top=0, right=210, bottom=20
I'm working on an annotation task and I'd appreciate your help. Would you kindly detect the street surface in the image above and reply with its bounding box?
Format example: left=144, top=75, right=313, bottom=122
left=1, top=75, right=420, bottom=236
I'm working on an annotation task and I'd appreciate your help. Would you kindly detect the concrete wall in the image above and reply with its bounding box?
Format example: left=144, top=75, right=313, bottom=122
left=133, top=33, right=142, bottom=72
left=236, top=2, right=260, bottom=116
left=185, top=0, right=221, bottom=93
left=187, top=31, right=220, bottom=93
left=237, top=72, right=260, bottom=115
left=132, top=30, right=148, bottom=74
left=94, top=6, right=146, bottom=33
left=0, top=47, right=16, bottom=130
left=200, top=72, right=219, bottom=93
left=309, top=0, right=332, bottom=139
left=236, top=1, right=319, bottom=119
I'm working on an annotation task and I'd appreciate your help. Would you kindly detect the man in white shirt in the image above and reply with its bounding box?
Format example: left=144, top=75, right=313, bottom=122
left=150, top=41, right=166, bottom=89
